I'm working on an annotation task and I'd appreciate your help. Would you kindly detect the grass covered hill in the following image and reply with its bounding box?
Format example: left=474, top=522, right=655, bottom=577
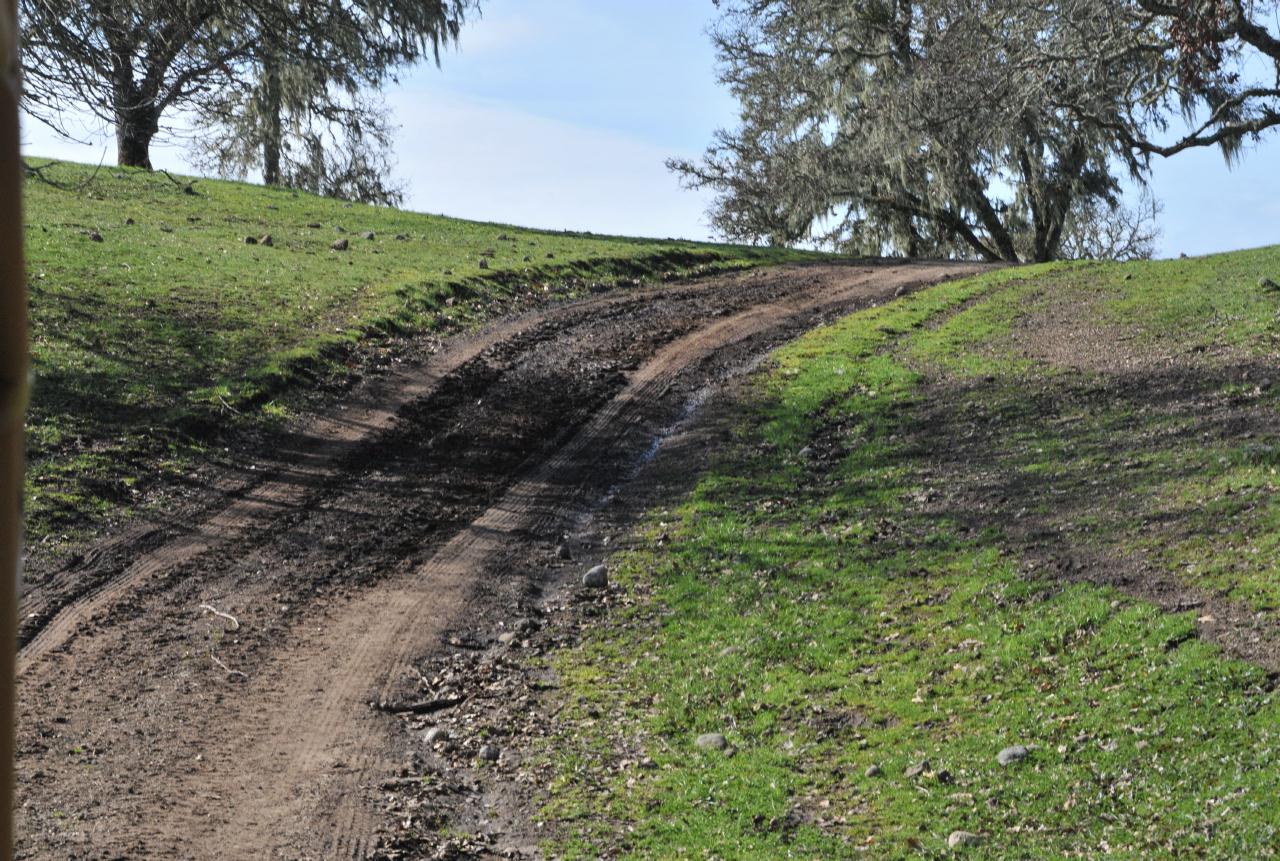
left=541, top=247, right=1280, bottom=858
left=21, top=161, right=814, bottom=548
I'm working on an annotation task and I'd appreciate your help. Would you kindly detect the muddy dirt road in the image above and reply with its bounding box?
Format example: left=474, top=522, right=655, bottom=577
left=14, top=262, right=978, bottom=859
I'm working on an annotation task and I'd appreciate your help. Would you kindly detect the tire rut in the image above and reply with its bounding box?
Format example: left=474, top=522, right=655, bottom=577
left=13, top=263, right=981, bottom=859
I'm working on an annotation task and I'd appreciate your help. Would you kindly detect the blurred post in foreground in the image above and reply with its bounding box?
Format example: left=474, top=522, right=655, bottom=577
left=0, top=0, right=24, bottom=855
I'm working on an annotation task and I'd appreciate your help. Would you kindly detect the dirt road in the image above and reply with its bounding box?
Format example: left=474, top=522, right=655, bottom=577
left=14, top=262, right=978, bottom=859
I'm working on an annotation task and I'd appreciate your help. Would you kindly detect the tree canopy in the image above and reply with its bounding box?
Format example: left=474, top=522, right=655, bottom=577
left=21, top=0, right=476, bottom=199
left=675, top=0, right=1275, bottom=261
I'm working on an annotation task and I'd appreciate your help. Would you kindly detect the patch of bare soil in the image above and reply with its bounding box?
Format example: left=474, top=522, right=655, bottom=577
left=14, top=262, right=978, bottom=859
left=904, top=284, right=1280, bottom=673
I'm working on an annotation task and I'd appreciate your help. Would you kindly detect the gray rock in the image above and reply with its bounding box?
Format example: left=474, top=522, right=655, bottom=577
left=497, top=631, right=519, bottom=646
left=904, top=759, right=929, bottom=778
left=478, top=744, right=500, bottom=762
left=695, top=733, right=727, bottom=751
left=948, top=830, right=982, bottom=849
left=362, top=231, right=376, bottom=240
left=582, top=564, right=609, bottom=589
left=423, top=727, right=448, bottom=745
left=331, top=238, right=349, bottom=251
left=864, top=764, right=882, bottom=778
left=997, top=744, right=1029, bottom=766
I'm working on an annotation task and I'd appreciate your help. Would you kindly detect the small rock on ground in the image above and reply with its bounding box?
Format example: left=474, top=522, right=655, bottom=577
left=1261, top=277, right=1279, bottom=291
left=478, top=744, right=500, bottom=762
left=259, top=234, right=273, bottom=247
left=423, top=727, right=448, bottom=745
left=864, top=764, right=882, bottom=778
left=497, top=631, right=519, bottom=646
left=582, top=564, right=608, bottom=589
left=331, top=238, right=349, bottom=251
left=904, top=759, right=929, bottom=778
left=362, top=231, right=376, bottom=240
left=948, top=830, right=982, bottom=849
left=997, top=744, right=1029, bottom=766
left=695, top=733, right=727, bottom=751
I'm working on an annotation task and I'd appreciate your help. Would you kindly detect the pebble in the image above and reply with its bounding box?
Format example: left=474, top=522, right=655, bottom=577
left=331, top=238, right=349, bottom=251
left=864, top=764, right=882, bottom=778
left=497, top=631, right=519, bottom=646
left=478, top=744, right=500, bottom=762
left=947, top=830, right=982, bottom=849
left=582, top=564, right=608, bottom=589
left=695, top=733, right=727, bottom=751
left=362, top=231, right=376, bottom=240
left=997, top=744, right=1029, bottom=766
left=904, top=759, right=929, bottom=778
left=423, top=727, right=448, bottom=745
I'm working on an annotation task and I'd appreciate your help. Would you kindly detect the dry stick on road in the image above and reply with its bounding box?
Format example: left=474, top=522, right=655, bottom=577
left=199, top=603, right=241, bottom=630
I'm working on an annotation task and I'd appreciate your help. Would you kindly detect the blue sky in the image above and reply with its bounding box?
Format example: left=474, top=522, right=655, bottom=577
left=20, top=0, right=1280, bottom=257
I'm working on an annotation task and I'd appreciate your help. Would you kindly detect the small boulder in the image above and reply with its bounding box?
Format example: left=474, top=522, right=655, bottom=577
left=478, top=744, right=501, bottom=762
left=331, top=238, right=349, bottom=251
left=695, top=733, right=727, bottom=751
left=864, top=764, right=882, bottom=778
left=362, top=231, right=376, bottom=240
left=947, top=831, right=982, bottom=849
left=582, top=564, right=608, bottom=589
left=423, top=727, right=448, bottom=745
left=997, top=744, right=1029, bottom=766
left=904, top=759, right=929, bottom=778
left=497, top=631, right=519, bottom=646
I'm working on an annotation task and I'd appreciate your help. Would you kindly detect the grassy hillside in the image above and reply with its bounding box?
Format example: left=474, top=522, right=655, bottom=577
left=542, top=247, right=1280, bottom=858
left=21, top=161, right=815, bottom=547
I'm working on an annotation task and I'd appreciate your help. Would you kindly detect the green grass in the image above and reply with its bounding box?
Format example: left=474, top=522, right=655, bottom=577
left=22, top=160, right=818, bottom=546
left=541, top=247, right=1280, bottom=858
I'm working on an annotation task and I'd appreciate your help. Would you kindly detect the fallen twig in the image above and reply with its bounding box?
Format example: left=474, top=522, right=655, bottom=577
left=23, top=153, right=107, bottom=192
left=200, top=603, right=241, bottom=630
left=371, top=695, right=466, bottom=715
left=210, top=652, right=249, bottom=680
left=159, top=168, right=199, bottom=195
left=217, top=395, right=242, bottom=416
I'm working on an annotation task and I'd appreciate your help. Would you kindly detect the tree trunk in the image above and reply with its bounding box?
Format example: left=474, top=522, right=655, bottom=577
left=260, top=58, right=283, bottom=186
left=114, top=103, right=159, bottom=169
